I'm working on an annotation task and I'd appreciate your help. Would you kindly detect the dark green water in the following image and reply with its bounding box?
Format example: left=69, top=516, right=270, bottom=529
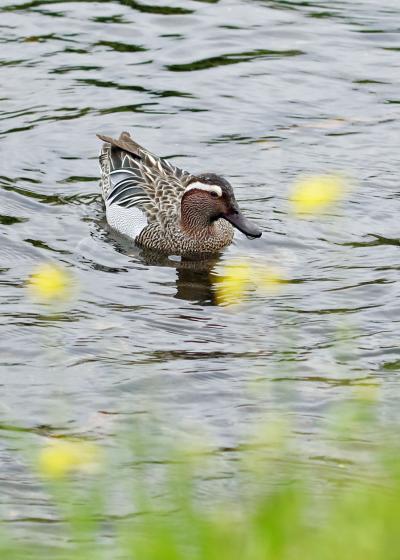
left=0, top=0, right=399, bottom=538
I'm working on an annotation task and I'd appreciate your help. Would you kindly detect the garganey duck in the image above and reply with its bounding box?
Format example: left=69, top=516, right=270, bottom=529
left=97, top=131, right=262, bottom=256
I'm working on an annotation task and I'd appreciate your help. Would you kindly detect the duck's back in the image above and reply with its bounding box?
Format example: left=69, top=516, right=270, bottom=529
left=98, top=131, right=193, bottom=243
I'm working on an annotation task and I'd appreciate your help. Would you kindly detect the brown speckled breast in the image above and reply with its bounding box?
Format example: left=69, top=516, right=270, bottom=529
left=136, top=219, right=234, bottom=256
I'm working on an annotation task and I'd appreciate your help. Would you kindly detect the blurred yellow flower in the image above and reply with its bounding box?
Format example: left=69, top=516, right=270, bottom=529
left=38, top=440, right=101, bottom=479
left=290, top=174, right=346, bottom=215
left=215, top=261, right=283, bottom=306
left=256, top=267, right=283, bottom=294
left=28, top=263, right=74, bottom=301
left=215, top=261, right=251, bottom=305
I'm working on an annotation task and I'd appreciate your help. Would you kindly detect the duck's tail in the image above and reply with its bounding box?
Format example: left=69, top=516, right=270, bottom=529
left=97, top=131, right=145, bottom=159
left=97, top=131, right=145, bottom=201
left=97, top=130, right=193, bottom=202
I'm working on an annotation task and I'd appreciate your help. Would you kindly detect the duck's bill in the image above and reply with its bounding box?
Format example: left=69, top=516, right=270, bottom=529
left=223, top=211, right=262, bottom=239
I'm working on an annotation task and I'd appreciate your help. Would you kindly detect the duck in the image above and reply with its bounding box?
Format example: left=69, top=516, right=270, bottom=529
left=97, top=131, right=262, bottom=256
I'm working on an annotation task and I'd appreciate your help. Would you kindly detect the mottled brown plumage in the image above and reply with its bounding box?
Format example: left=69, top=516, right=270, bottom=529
left=97, top=131, right=261, bottom=256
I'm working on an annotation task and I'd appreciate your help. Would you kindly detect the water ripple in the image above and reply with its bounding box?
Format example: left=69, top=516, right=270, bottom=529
left=167, top=48, right=304, bottom=71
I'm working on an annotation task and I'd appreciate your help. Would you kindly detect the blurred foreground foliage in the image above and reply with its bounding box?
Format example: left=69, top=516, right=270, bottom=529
left=2, top=394, right=400, bottom=560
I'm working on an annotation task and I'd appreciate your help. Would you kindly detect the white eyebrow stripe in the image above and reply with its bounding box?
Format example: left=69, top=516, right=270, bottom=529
left=184, top=182, right=223, bottom=197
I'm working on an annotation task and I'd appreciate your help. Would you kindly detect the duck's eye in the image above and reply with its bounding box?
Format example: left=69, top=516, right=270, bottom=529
left=210, top=191, right=219, bottom=198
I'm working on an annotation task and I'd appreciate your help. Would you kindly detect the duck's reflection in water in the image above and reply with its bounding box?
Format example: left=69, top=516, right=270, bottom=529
left=100, top=226, right=221, bottom=305
left=174, top=259, right=218, bottom=304
left=139, top=247, right=220, bottom=305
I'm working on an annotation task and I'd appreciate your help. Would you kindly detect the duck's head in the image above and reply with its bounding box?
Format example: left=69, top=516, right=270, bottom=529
left=181, top=173, right=262, bottom=239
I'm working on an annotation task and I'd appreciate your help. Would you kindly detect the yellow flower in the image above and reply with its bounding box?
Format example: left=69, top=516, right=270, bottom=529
left=28, top=264, right=74, bottom=302
left=38, top=440, right=100, bottom=479
left=214, top=261, right=283, bottom=306
left=256, top=266, right=284, bottom=293
left=290, top=174, right=346, bottom=215
left=215, top=261, right=251, bottom=306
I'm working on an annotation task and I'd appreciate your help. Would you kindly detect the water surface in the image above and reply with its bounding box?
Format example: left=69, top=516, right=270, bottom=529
left=0, top=0, right=399, bottom=538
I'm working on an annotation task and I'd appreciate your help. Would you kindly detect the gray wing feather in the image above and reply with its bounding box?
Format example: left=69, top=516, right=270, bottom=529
left=98, top=131, right=194, bottom=227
